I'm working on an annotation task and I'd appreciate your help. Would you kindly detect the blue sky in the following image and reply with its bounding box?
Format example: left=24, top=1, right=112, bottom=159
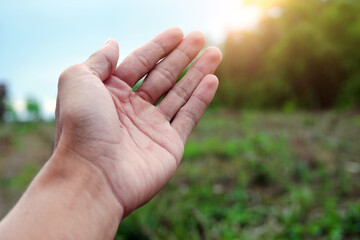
left=0, top=0, right=260, bottom=118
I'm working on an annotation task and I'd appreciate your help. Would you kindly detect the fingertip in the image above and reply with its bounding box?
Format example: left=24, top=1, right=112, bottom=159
left=203, top=74, right=219, bottom=91
left=104, top=38, right=114, bottom=46
left=160, top=27, right=184, bottom=43
left=166, top=27, right=184, bottom=39
left=103, top=38, right=119, bottom=51
left=84, top=38, right=120, bottom=80
left=186, top=31, right=206, bottom=47
left=152, top=27, right=184, bottom=52
left=204, top=47, right=222, bottom=63
left=194, top=74, right=219, bottom=105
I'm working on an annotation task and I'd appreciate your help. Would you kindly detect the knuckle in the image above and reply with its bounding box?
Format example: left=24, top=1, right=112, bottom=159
left=137, top=88, right=154, bottom=103
left=180, top=109, right=198, bottom=127
left=173, top=84, right=190, bottom=103
left=175, top=48, right=191, bottom=62
left=193, top=94, right=208, bottom=107
left=137, top=53, right=150, bottom=69
left=156, top=66, right=176, bottom=84
left=133, top=51, right=150, bottom=70
left=151, top=40, right=166, bottom=56
left=192, top=64, right=206, bottom=76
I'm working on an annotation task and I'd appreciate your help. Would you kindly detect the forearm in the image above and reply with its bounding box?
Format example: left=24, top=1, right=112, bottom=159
left=0, top=144, right=123, bottom=240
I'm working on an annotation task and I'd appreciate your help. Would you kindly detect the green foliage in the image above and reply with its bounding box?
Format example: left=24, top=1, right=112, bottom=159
left=132, top=78, right=144, bottom=91
left=0, top=84, right=6, bottom=122
left=0, top=163, right=39, bottom=192
left=0, top=111, right=358, bottom=239
left=337, top=74, right=360, bottom=109
left=26, top=97, right=41, bottom=121
left=1, top=109, right=358, bottom=239
left=113, top=110, right=360, bottom=239
left=4, top=101, right=18, bottom=122
left=216, top=0, right=360, bottom=109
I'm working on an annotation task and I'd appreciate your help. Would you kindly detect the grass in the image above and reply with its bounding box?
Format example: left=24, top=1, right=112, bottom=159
left=0, top=121, right=54, bottom=216
left=0, top=110, right=359, bottom=239
left=115, top=110, right=360, bottom=240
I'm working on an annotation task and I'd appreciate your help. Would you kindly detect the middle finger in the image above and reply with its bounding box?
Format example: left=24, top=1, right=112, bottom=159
left=136, top=31, right=206, bottom=104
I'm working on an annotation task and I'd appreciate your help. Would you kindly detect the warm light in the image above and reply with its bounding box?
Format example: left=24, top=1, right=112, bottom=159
left=206, top=1, right=263, bottom=43
left=221, top=4, right=262, bottom=31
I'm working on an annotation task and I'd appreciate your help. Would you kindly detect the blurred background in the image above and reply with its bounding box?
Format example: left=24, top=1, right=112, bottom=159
left=0, top=0, right=360, bottom=239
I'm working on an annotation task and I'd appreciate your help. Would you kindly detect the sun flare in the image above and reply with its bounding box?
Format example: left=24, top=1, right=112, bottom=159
left=206, top=1, right=263, bottom=43
left=220, top=4, right=262, bottom=31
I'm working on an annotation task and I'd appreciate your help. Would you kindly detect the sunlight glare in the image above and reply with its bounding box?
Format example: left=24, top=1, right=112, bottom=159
left=221, top=4, right=262, bottom=31
left=207, top=1, right=262, bottom=43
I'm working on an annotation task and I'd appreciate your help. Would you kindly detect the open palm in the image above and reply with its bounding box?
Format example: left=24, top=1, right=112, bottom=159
left=54, top=28, right=222, bottom=216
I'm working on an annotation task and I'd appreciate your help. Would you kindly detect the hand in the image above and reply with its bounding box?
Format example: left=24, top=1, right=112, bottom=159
left=55, top=28, right=222, bottom=216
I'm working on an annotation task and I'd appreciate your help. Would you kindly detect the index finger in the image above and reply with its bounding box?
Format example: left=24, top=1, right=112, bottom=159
left=114, top=28, right=184, bottom=87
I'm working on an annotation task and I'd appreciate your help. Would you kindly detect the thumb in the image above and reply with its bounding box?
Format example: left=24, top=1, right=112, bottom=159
left=54, top=39, right=120, bottom=148
left=84, top=38, right=119, bottom=81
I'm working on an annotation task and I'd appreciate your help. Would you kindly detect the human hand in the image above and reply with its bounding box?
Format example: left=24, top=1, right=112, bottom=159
left=55, top=28, right=222, bottom=217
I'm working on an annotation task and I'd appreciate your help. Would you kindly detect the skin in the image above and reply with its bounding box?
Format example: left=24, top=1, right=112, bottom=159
left=0, top=28, right=222, bottom=239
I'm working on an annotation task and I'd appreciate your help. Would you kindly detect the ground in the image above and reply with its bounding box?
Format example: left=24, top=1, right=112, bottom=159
left=0, top=110, right=359, bottom=239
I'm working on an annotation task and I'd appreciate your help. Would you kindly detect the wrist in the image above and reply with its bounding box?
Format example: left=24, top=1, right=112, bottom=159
left=46, top=143, right=125, bottom=220
left=0, top=142, right=123, bottom=240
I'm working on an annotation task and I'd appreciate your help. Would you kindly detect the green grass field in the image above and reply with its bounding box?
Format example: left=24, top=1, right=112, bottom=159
left=0, top=110, right=359, bottom=239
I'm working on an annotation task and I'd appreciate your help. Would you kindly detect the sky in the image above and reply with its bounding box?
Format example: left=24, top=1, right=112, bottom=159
left=0, top=0, right=261, bottom=119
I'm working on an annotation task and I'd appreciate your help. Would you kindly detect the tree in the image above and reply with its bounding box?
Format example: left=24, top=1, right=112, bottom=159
left=215, top=0, right=360, bottom=109
left=0, top=84, right=6, bottom=122
left=26, top=97, right=41, bottom=121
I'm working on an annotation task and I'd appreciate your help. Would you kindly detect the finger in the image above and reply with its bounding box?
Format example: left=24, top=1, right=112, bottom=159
left=84, top=38, right=119, bottom=81
left=136, top=31, right=206, bottom=104
left=171, top=75, right=219, bottom=144
left=114, top=27, right=184, bottom=87
left=157, top=47, right=222, bottom=121
left=57, top=40, right=121, bottom=137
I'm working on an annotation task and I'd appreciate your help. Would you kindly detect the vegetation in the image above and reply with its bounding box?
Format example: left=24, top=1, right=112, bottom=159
left=1, top=110, right=359, bottom=239
left=1, top=1, right=360, bottom=239
left=0, top=121, right=54, bottom=216
left=114, top=110, right=360, bottom=239
left=25, top=97, right=41, bottom=121
left=215, top=0, right=360, bottom=109
left=0, top=84, right=6, bottom=122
